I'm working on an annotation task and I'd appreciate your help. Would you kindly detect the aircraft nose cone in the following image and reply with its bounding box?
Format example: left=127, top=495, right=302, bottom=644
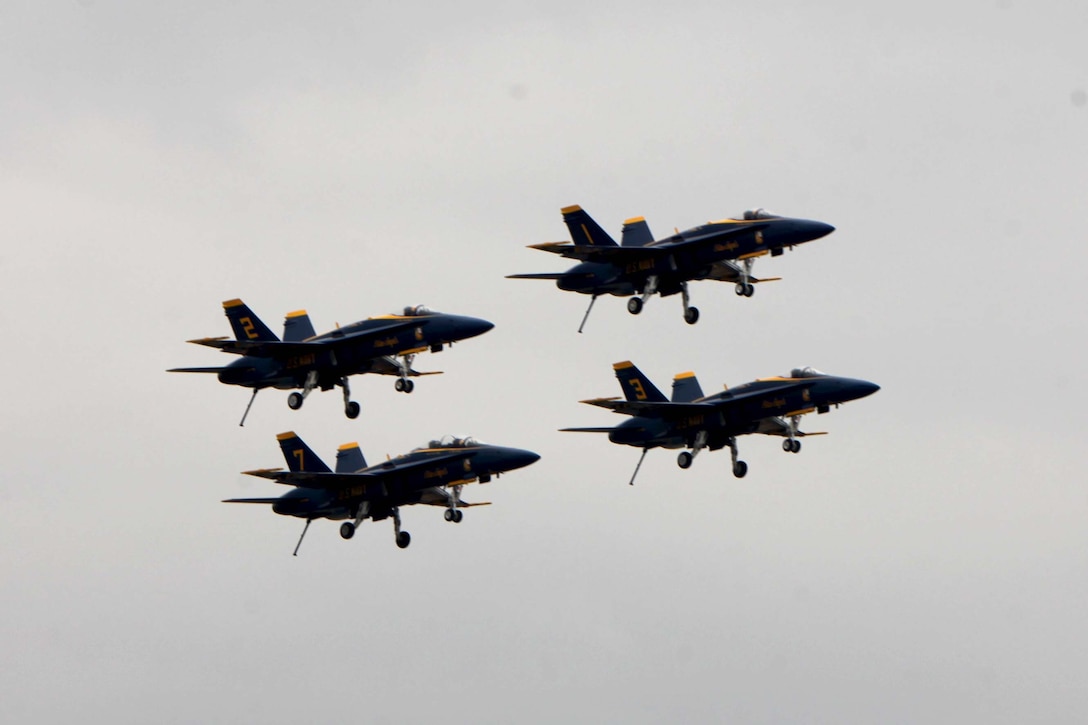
left=457, top=316, right=494, bottom=340
left=502, top=447, right=541, bottom=471
left=859, top=380, right=880, bottom=398
left=810, top=221, right=835, bottom=239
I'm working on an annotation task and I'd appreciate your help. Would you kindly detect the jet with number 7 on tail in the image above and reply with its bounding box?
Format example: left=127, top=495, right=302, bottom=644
left=225, top=431, right=540, bottom=555
left=169, top=300, right=494, bottom=425
left=507, top=205, right=834, bottom=332
left=562, top=361, right=878, bottom=485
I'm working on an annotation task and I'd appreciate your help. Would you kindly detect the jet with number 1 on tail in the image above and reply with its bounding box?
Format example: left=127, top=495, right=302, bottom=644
left=507, top=205, right=834, bottom=332
left=562, top=361, right=879, bottom=485
left=226, top=432, right=540, bottom=555
left=169, top=300, right=493, bottom=425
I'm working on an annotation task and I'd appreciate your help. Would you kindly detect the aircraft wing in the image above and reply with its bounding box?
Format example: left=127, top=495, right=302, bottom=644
left=579, top=397, right=715, bottom=418
left=242, top=449, right=478, bottom=490
left=755, top=416, right=828, bottom=438
left=417, top=486, right=492, bottom=507
left=369, top=356, right=443, bottom=378
left=525, top=242, right=671, bottom=264
left=187, top=319, right=428, bottom=357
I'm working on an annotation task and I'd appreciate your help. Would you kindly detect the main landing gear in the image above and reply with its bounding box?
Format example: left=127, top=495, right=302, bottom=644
left=393, top=507, right=411, bottom=549
left=676, top=430, right=708, bottom=470
left=286, top=372, right=361, bottom=419
left=627, top=277, right=701, bottom=325
left=729, top=437, right=748, bottom=478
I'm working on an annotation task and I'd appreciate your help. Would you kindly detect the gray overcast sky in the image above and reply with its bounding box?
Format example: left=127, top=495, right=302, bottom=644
left=2, top=2, right=1086, bottom=722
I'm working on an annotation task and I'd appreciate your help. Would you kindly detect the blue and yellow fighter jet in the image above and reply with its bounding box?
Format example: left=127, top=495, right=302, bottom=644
left=169, top=300, right=494, bottom=424
left=226, top=432, right=540, bottom=554
left=507, top=206, right=835, bottom=331
left=563, top=361, right=879, bottom=485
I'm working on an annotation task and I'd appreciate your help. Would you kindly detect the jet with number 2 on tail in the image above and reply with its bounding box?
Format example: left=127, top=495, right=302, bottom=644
left=226, top=432, right=540, bottom=555
left=169, top=299, right=493, bottom=425
left=563, top=361, right=878, bottom=485
left=507, top=205, right=834, bottom=332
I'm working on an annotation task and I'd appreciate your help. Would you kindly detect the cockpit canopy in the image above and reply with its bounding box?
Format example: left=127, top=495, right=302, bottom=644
left=425, top=434, right=482, bottom=449
left=742, top=208, right=779, bottom=220
left=790, top=366, right=827, bottom=378
left=402, top=304, right=435, bottom=316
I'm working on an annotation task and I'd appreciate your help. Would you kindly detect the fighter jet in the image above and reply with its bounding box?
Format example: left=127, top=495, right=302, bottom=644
left=169, top=299, right=494, bottom=424
left=226, top=432, right=540, bottom=554
left=507, top=205, right=834, bottom=331
left=563, top=361, right=879, bottom=485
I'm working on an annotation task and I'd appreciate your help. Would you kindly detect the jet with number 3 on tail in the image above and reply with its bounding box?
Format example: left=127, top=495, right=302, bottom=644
left=507, top=205, right=834, bottom=332
left=225, top=432, right=540, bottom=555
left=169, top=300, right=493, bottom=425
left=562, top=361, right=878, bottom=485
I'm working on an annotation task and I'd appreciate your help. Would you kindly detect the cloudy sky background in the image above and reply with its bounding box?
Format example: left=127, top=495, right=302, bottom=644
left=2, top=2, right=1086, bottom=722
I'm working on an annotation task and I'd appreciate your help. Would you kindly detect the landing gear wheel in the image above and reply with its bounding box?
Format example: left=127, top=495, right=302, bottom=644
left=743, top=283, right=755, bottom=297
left=345, top=401, right=360, bottom=419
left=444, top=509, right=454, bottom=522
left=677, top=451, right=693, bottom=469
left=627, top=297, right=643, bottom=315
left=791, top=439, right=802, bottom=453
left=783, top=439, right=793, bottom=452
left=287, top=392, right=304, bottom=410
left=339, top=522, right=355, bottom=540
left=394, top=378, right=405, bottom=392
left=396, top=531, right=411, bottom=549
left=403, top=379, right=414, bottom=394
left=683, top=306, right=700, bottom=325
left=735, top=283, right=747, bottom=296
left=733, top=461, right=748, bottom=478
left=453, top=510, right=463, bottom=523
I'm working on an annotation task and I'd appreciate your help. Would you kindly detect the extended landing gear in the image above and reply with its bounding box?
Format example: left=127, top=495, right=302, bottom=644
left=677, top=430, right=708, bottom=470
left=341, top=377, right=360, bottom=419
left=680, top=282, right=699, bottom=325
left=340, top=522, right=355, bottom=539
left=287, top=370, right=320, bottom=411
left=728, top=437, right=748, bottom=478
left=735, top=257, right=756, bottom=297
left=444, top=508, right=464, bottom=523
left=392, top=507, right=411, bottom=549
left=627, top=275, right=659, bottom=315
left=782, top=414, right=802, bottom=453
left=394, top=354, right=416, bottom=394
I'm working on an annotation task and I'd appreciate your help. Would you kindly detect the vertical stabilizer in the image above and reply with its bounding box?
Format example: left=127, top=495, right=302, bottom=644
left=223, top=299, right=278, bottom=342
left=671, top=372, right=705, bottom=402
left=283, top=310, right=317, bottom=342
left=276, top=432, right=332, bottom=473
left=336, top=442, right=367, bottom=473
left=613, top=361, right=667, bottom=402
left=621, top=216, right=654, bottom=247
left=561, top=205, right=617, bottom=247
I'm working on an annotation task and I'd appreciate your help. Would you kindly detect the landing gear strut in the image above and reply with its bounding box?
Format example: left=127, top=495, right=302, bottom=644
left=782, top=414, right=802, bottom=453
left=680, top=282, right=699, bottom=325
left=393, top=507, right=411, bottom=549
left=444, top=485, right=464, bottom=522
left=677, top=430, right=708, bottom=469
left=288, top=370, right=320, bottom=411
left=735, top=258, right=755, bottom=297
left=627, top=275, right=659, bottom=316
left=394, top=355, right=416, bottom=394
left=729, top=437, right=748, bottom=478
left=341, top=377, right=360, bottom=419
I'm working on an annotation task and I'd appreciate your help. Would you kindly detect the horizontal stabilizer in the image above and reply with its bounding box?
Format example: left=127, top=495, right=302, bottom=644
left=505, top=273, right=567, bottom=280
left=167, top=366, right=229, bottom=374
